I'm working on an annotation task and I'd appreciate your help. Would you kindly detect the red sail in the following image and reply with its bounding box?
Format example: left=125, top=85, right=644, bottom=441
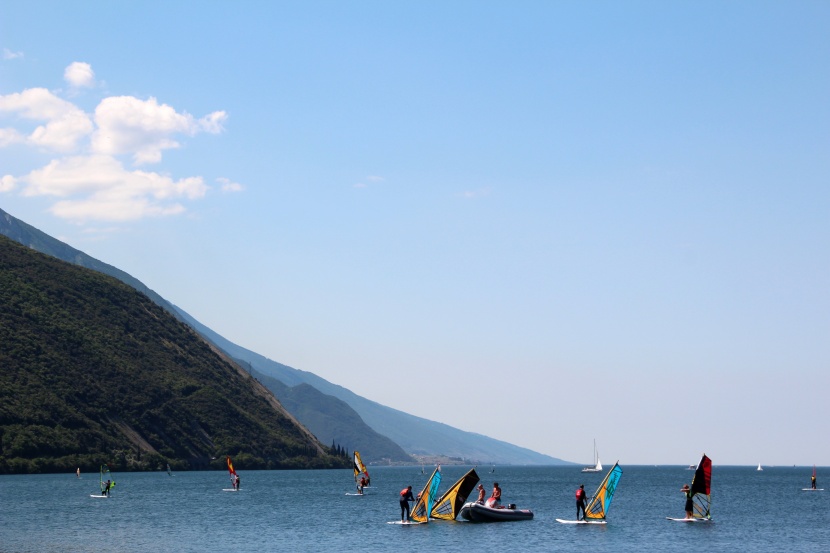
left=227, top=456, right=236, bottom=476
left=691, top=454, right=711, bottom=496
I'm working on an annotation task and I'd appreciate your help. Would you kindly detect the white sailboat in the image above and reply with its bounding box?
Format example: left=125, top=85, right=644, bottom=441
left=582, top=440, right=602, bottom=473
left=757, top=463, right=763, bottom=471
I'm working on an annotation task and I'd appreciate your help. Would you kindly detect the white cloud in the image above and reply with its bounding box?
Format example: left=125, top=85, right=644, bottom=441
left=0, top=88, right=93, bottom=152
left=217, top=177, right=244, bottom=193
left=1, top=67, right=228, bottom=224
left=3, top=48, right=23, bottom=60
left=17, top=154, right=209, bottom=222
left=0, top=127, right=24, bottom=147
left=0, top=174, right=16, bottom=192
left=91, top=96, right=227, bottom=165
left=458, top=187, right=492, bottom=199
left=64, top=62, right=95, bottom=89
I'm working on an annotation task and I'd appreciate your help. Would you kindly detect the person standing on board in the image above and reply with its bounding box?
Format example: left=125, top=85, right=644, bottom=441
left=475, top=484, right=486, bottom=504
left=812, top=474, right=817, bottom=490
left=575, top=484, right=587, bottom=520
left=399, top=485, right=415, bottom=522
left=681, top=484, right=693, bottom=518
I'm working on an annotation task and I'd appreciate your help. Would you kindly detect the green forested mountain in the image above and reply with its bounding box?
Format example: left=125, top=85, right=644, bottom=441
left=1, top=207, right=412, bottom=464
left=0, top=234, right=346, bottom=474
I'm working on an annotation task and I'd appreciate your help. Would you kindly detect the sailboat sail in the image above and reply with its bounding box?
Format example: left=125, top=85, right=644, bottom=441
left=353, top=451, right=370, bottom=485
left=583, top=462, right=622, bottom=521
left=410, top=466, right=442, bottom=523
left=99, top=464, right=115, bottom=495
left=582, top=440, right=602, bottom=472
left=689, top=454, right=712, bottom=519
left=431, top=468, right=480, bottom=520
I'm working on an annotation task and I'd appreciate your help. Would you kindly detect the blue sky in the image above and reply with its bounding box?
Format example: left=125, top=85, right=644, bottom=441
left=1, top=1, right=828, bottom=466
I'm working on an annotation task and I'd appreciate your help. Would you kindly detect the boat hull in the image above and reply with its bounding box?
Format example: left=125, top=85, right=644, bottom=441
left=459, top=502, right=533, bottom=522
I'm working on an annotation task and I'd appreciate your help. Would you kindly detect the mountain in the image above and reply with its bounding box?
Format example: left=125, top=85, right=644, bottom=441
left=0, top=207, right=570, bottom=465
left=0, top=234, right=346, bottom=474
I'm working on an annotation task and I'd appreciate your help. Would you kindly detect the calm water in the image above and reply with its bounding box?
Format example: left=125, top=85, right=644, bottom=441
left=1, top=465, right=827, bottom=552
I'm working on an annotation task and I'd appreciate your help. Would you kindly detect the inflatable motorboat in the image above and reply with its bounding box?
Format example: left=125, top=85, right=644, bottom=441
left=459, top=501, right=534, bottom=522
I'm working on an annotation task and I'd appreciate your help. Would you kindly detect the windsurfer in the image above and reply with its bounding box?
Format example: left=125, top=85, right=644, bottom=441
left=812, top=474, right=817, bottom=490
left=399, top=485, right=415, bottom=521
left=575, top=484, right=587, bottom=520
left=476, top=484, right=486, bottom=504
left=102, top=479, right=112, bottom=496
left=681, top=484, right=693, bottom=518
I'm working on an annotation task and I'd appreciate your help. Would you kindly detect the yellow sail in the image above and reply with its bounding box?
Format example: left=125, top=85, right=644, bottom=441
left=410, top=467, right=442, bottom=523
left=353, top=451, right=369, bottom=483
left=431, top=468, right=480, bottom=520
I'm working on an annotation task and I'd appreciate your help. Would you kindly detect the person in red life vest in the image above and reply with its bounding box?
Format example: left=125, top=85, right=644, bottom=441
left=475, top=484, right=486, bottom=504
left=399, top=485, right=415, bottom=522
left=575, top=484, right=587, bottom=520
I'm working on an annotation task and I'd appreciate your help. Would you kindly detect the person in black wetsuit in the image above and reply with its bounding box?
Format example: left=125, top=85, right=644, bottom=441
left=812, top=474, right=817, bottom=490
left=575, top=484, right=587, bottom=520
left=681, top=484, right=693, bottom=518
left=399, top=485, right=415, bottom=521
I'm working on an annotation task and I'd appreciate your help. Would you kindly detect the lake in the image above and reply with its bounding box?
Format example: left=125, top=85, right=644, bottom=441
left=1, top=465, right=827, bottom=552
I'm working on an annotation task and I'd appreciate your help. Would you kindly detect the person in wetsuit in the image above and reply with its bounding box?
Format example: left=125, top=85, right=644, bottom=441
left=575, top=484, right=587, bottom=520
left=399, top=485, right=415, bottom=521
left=812, top=474, right=817, bottom=490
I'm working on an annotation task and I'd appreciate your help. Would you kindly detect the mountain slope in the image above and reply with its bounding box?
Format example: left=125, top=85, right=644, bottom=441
left=0, top=234, right=345, bottom=474
left=0, top=207, right=569, bottom=465
left=179, top=311, right=568, bottom=465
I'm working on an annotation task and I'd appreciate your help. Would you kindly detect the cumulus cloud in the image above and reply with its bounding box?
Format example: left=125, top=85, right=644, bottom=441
left=0, top=174, right=16, bottom=192
left=18, top=155, right=208, bottom=222
left=91, top=96, right=227, bottom=165
left=0, top=64, right=228, bottom=224
left=64, top=62, right=95, bottom=88
left=0, top=88, right=94, bottom=152
left=217, top=177, right=243, bottom=193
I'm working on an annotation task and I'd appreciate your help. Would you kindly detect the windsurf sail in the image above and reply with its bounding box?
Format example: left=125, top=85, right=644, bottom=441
left=431, top=468, right=480, bottom=520
left=227, top=455, right=237, bottom=488
left=99, top=464, right=115, bottom=495
left=166, top=463, right=172, bottom=476
left=410, top=466, right=442, bottom=523
left=353, top=451, right=370, bottom=485
left=689, top=454, right=712, bottom=519
left=583, top=462, right=622, bottom=521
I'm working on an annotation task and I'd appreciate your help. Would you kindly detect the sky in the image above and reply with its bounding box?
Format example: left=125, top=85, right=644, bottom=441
left=1, top=1, right=828, bottom=466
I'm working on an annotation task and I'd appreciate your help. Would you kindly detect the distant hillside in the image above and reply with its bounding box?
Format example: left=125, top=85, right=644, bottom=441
left=0, top=234, right=346, bottom=474
left=0, top=207, right=570, bottom=465
left=250, top=369, right=411, bottom=463
left=179, top=313, right=569, bottom=465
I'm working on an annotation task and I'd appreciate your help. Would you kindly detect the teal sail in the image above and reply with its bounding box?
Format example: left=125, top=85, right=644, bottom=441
left=411, top=466, right=442, bottom=523
left=584, top=462, right=622, bottom=521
